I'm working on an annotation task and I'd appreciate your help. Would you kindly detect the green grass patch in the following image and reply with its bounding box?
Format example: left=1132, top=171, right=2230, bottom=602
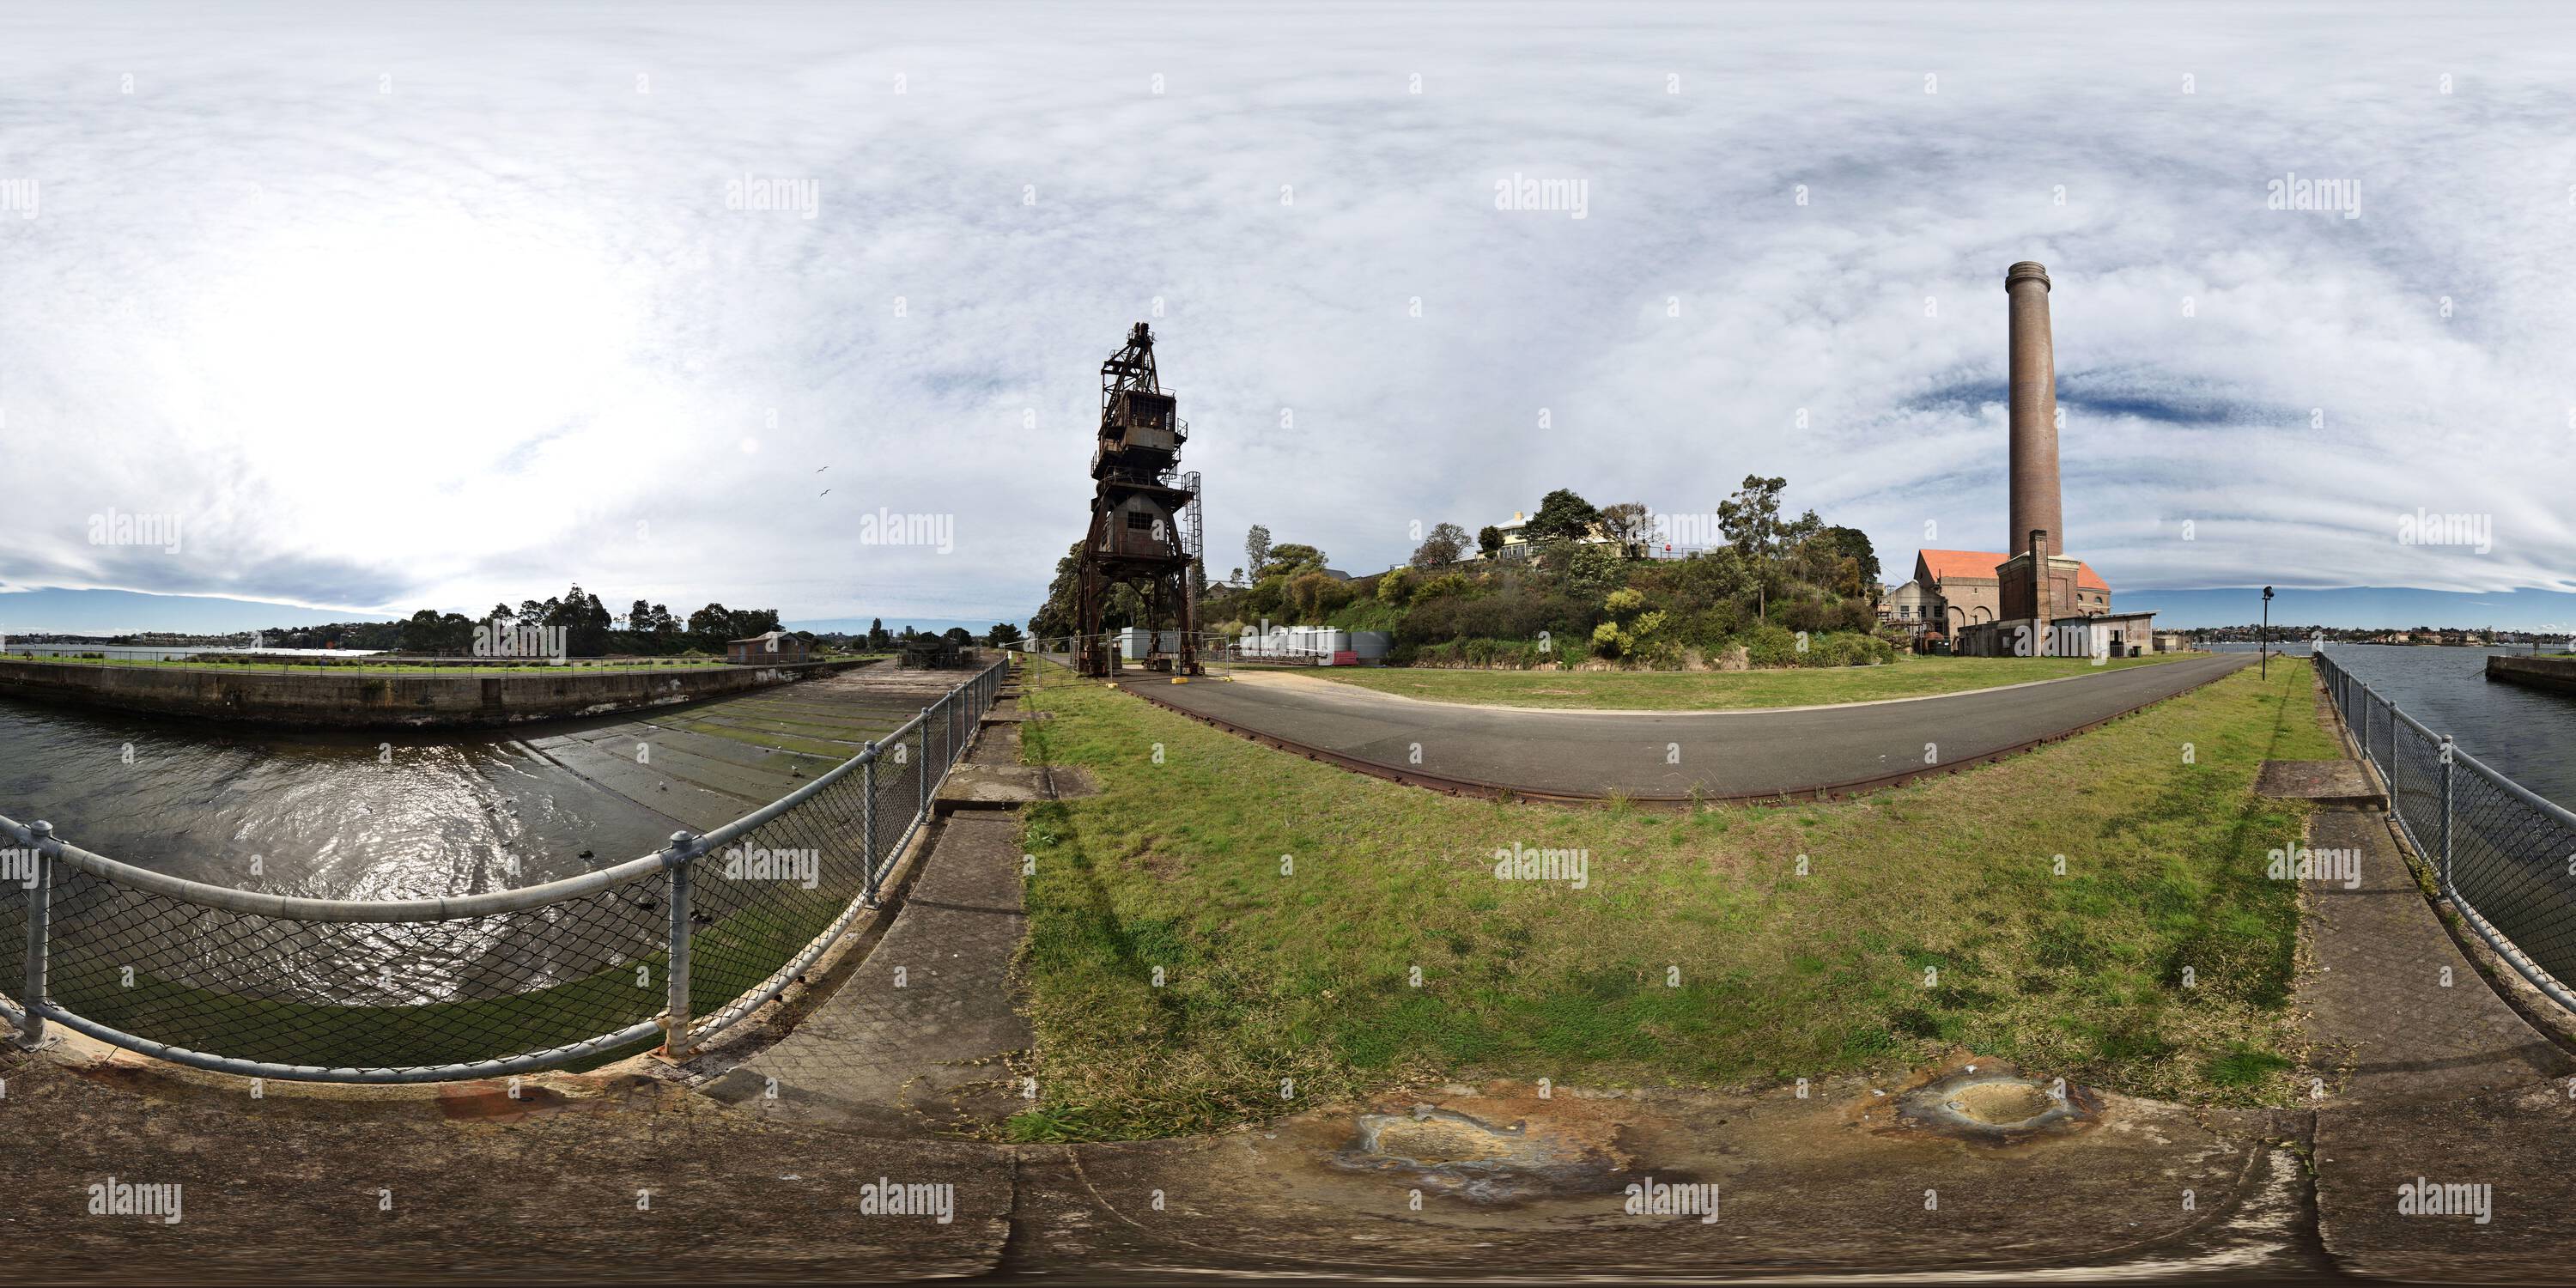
left=1303, top=650, right=2195, bottom=711
left=1011, top=658, right=2331, bottom=1139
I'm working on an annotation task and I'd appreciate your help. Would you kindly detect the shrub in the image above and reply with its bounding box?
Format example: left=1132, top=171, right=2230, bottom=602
left=1406, top=637, right=1555, bottom=669
left=1409, top=572, right=1475, bottom=606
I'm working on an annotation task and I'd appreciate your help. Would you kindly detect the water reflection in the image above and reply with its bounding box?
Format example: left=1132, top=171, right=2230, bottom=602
left=2311, top=644, right=2576, bottom=809
left=0, top=697, right=675, bottom=898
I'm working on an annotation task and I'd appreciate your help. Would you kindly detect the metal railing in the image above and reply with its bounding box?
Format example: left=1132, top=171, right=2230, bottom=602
left=2315, top=648, right=2576, bottom=1016
left=0, top=656, right=1012, bottom=1082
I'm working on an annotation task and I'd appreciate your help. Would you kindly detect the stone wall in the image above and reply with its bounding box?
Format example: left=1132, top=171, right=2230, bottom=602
left=2487, top=654, right=2576, bottom=696
left=0, top=658, right=872, bottom=729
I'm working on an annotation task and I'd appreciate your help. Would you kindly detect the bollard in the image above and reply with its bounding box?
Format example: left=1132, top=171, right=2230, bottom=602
left=14, top=821, right=54, bottom=1047
left=660, top=830, right=697, bottom=1059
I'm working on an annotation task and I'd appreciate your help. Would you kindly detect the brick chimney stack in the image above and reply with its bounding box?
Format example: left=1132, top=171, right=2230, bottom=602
left=2005, top=261, right=2063, bottom=560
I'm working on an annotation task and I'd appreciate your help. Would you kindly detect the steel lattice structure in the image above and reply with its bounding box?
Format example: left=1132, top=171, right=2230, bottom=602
left=1075, top=323, right=1202, bottom=677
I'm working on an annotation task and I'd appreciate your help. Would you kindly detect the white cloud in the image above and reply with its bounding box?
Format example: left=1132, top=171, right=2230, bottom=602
left=0, top=2, right=2566, bottom=629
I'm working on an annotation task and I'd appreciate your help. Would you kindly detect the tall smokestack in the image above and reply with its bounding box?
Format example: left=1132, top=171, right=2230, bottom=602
left=2005, top=261, right=2063, bottom=557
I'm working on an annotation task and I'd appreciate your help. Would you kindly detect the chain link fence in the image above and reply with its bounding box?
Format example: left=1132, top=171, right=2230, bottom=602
left=0, top=656, right=1011, bottom=1081
left=2317, top=648, right=2576, bottom=1016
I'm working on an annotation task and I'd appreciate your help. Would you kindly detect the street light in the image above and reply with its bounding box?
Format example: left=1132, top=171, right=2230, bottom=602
left=2261, top=586, right=2274, bottom=678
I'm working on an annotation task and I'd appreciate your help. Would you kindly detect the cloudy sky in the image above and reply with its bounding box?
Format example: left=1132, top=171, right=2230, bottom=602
left=3, top=2, right=2572, bottom=634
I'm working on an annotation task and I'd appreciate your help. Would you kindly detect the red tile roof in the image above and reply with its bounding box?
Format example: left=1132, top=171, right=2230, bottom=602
left=1916, top=549, right=2109, bottom=592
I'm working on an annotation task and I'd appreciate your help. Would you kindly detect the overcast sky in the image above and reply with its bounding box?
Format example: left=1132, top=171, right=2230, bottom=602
left=3, top=2, right=2572, bottom=634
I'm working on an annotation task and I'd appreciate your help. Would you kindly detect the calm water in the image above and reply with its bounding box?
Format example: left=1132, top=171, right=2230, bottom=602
left=0, top=697, right=672, bottom=898
left=2306, top=643, right=2576, bottom=810
left=3, top=644, right=385, bottom=660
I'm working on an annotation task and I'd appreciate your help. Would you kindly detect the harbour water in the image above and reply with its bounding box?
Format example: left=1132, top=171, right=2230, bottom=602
left=2304, top=643, right=2576, bottom=810
left=0, top=697, right=674, bottom=899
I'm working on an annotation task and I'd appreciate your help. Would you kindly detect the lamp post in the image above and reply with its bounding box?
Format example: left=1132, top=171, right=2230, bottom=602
left=2261, top=586, right=2274, bottom=678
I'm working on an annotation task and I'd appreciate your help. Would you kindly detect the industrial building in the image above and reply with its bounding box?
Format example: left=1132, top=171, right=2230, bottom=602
left=1941, top=262, right=2159, bottom=659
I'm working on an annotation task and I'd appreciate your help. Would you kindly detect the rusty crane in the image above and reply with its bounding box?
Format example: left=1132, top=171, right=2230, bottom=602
left=1075, top=322, right=1202, bottom=677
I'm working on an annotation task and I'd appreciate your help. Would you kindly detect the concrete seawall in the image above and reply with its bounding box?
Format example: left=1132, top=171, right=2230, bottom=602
left=0, top=658, right=876, bottom=729
left=2487, top=654, right=2576, bottom=696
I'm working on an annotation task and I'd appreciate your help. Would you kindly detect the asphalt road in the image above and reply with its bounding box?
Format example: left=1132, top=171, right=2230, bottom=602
left=1123, top=653, right=2256, bottom=799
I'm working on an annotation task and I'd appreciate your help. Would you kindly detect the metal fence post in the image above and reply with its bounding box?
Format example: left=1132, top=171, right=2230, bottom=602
left=860, top=748, right=880, bottom=903
left=2439, top=735, right=2456, bottom=896
left=2360, top=686, right=2373, bottom=771
left=919, top=708, right=933, bottom=816
left=14, top=821, right=53, bottom=1047
left=660, top=829, right=696, bottom=1059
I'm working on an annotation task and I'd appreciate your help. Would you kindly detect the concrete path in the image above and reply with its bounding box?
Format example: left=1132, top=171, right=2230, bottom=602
left=697, top=688, right=1044, bottom=1138
left=1127, top=653, right=2251, bottom=798
left=2290, top=672, right=2576, bottom=1279
left=716, top=812, right=1030, bottom=1136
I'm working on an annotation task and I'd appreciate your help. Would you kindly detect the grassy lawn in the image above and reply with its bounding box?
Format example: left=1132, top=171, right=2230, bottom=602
left=1010, top=657, right=2336, bottom=1140
left=1297, top=649, right=2196, bottom=711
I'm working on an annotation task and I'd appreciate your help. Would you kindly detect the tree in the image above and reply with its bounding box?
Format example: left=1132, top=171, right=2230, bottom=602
left=1410, top=521, right=1472, bottom=568
left=942, top=626, right=974, bottom=647
left=1244, top=525, right=1274, bottom=580
left=987, top=622, right=1025, bottom=646
left=1288, top=570, right=1348, bottom=621
left=1803, top=525, right=1880, bottom=595
left=1523, top=489, right=1601, bottom=544
left=403, top=608, right=448, bottom=653
left=1477, top=525, right=1503, bottom=557
left=1229, top=566, right=1245, bottom=586
left=1716, top=475, right=1787, bottom=560
left=1597, top=501, right=1653, bottom=553
left=1266, top=543, right=1327, bottom=578
left=867, top=617, right=890, bottom=650
left=688, top=603, right=732, bottom=635
left=628, top=599, right=653, bottom=633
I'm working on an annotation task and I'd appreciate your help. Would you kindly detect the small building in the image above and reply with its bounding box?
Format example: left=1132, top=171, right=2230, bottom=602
left=1879, top=579, right=1941, bottom=635
left=1116, top=628, right=1185, bottom=661
left=726, top=630, right=811, bottom=665
left=1240, top=624, right=1352, bottom=663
